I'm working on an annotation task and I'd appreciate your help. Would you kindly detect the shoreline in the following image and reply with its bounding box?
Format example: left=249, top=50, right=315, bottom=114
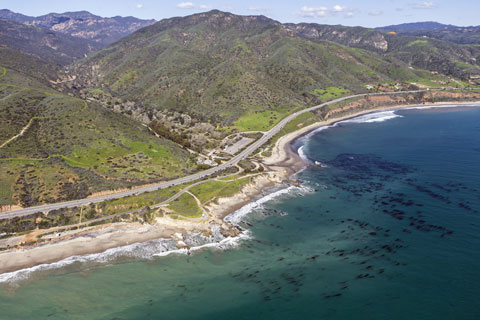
left=263, top=100, right=480, bottom=174
left=1, top=100, right=479, bottom=276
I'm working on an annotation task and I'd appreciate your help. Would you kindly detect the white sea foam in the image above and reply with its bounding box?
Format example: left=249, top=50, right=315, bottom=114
left=0, top=238, right=177, bottom=283
left=190, top=230, right=252, bottom=252
left=152, top=228, right=253, bottom=258
left=10, top=103, right=462, bottom=283
left=1, top=184, right=307, bottom=283
left=298, top=104, right=480, bottom=150
left=297, top=145, right=310, bottom=162
left=340, top=110, right=402, bottom=124
left=152, top=248, right=189, bottom=257
left=225, top=185, right=299, bottom=225
left=0, top=227, right=255, bottom=284
left=302, top=124, right=336, bottom=142
left=405, top=103, right=480, bottom=111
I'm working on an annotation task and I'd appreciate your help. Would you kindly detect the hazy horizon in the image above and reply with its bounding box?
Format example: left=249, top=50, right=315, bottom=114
left=1, top=0, right=479, bottom=28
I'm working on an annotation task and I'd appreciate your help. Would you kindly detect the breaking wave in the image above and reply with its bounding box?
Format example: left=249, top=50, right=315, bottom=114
left=0, top=183, right=313, bottom=284
left=339, top=110, right=402, bottom=124
left=297, top=146, right=310, bottom=162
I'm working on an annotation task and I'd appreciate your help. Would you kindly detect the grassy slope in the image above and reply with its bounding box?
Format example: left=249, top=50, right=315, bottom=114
left=0, top=67, right=194, bottom=206
left=190, top=177, right=251, bottom=205
left=73, top=11, right=436, bottom=127
left=168, top=193, right=202, bottom=218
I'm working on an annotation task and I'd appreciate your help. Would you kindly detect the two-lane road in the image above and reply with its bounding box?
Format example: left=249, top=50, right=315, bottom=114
left=0, top=88, right=442, bottom=219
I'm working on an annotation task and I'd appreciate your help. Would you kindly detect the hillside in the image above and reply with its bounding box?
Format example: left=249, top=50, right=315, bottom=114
left=285, top=23, right=480, bottom=78
left=71, top=10, right=443, bottom=127
left=0, top=9, right=156, bottom=46
left=0, top=66, right=194, bottom=207
left=2, top=10, right=480, bottom=207
left=0, top=19, right=101, bottom=81
left=378, top=22, right=480, bottom=45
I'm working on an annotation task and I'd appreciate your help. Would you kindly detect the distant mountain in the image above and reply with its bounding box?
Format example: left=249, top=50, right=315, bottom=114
left=379, top=22, right=456, bottom=32
left=377, top=22, right=480, bottom=44
left=0, top=8, right=32, bottom=23
left=0, top=9, right=155, bottom=46
left=0, top=19, right=101, bottom=81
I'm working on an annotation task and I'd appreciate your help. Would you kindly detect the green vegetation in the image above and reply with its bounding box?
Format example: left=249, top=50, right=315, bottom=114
left=267, top=111, right=320, bottom=148
left=407, top=39, right=429, bottom=47
left=168, top=193, right=202, bottom=218
left=2, top=9, right=480, bottom=214
left=311, top=87, right=351, bottom=102
left=73, top=11, right=458, bottom=127
left=412, top=78, right=445, bottom=88
left=101, top=185, right=185, bottom=215
left=234, top=109, right=288, bottom=131
left=0, top=67, right=194, bottom=206
left=190, top=177, right=251, bottom=205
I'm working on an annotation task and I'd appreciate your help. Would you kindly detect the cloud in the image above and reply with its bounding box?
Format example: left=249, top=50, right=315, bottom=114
left=368, top=10, right=383, bottom=16
left=332, top=5, right=346, bottom=12
left=176, top=2, right=195, bottom=9
left=299, top=5, right=353, bottom=18
left=411, top=2, right=437, bottom=9
left=299, top=6, right=329, bottom=17
left=344, top=12, right=354, bottom=18
left=176, top=2, right=210, bottom=9
left=248, top=6, right=266, bottom=12
left=136, top=4, right=143, bottom=9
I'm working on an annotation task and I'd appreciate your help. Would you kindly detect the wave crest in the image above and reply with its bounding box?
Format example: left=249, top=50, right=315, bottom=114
left=340, top=110, right=402, bottom=124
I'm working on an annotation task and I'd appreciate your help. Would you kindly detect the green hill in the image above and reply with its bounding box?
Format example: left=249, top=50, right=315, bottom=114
left=2, top=10, right=480, bottom=207
left=71, top=10, right=442, bottom=126
left=0, top=67, right=194, bottom=207
left=69, top=10, right=480, bottom=128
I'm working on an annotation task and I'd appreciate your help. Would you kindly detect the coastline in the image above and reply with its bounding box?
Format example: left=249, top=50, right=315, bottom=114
left=1, top=100, right=479, bottom=277
left=263, top=100, right=480, bottom=175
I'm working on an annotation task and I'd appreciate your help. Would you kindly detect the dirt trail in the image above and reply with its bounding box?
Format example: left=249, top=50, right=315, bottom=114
left=0, top=117, right=35, bottom=150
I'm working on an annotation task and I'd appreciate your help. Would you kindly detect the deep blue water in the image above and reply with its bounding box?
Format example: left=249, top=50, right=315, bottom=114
left=0, top=105, right=479, bottom=320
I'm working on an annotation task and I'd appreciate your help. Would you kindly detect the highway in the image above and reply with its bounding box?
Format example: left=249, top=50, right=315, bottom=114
left=0, top=88, right=447, bottom=219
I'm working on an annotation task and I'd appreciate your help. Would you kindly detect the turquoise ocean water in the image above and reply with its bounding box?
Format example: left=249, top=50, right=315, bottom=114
left=0, top=105, right=479, bottom=319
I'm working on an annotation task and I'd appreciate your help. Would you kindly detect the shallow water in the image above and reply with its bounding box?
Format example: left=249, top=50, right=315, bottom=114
left=0, top=105, right=479, bottom=319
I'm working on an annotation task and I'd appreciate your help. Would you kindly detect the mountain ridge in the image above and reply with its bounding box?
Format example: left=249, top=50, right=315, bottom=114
left=68, top=10, right=480, bottom=127
left=0, top=9, right=155, bottom=46
left=378, top=21, right=480, bottom=31
left=0, top=18, right=101, bottom=82
left=377, top=21, right=480, bottom=44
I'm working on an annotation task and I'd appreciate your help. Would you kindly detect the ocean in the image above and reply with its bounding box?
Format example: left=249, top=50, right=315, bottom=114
left=0, top=105, right=479, bottom=320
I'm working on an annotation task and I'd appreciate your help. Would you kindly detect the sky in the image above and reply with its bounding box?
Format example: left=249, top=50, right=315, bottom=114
left=1, top=0, right=479, bottom=28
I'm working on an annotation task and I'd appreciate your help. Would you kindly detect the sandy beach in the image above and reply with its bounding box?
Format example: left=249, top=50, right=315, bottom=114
left=1, top=100, right=479, bottom=275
